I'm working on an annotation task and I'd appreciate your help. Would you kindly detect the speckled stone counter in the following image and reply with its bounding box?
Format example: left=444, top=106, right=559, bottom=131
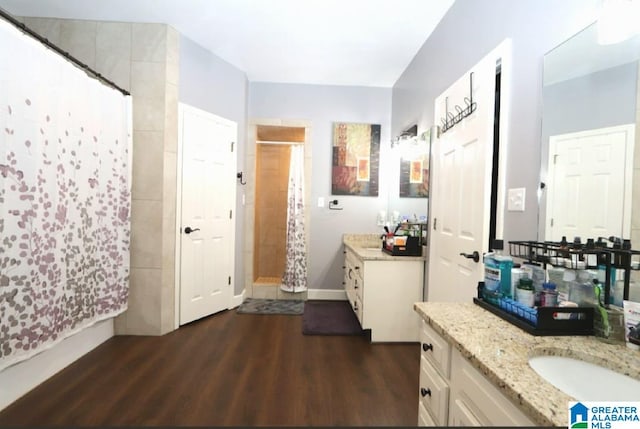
left=343, top=233, right=426, bottom=261
left=414, top=302, right=640, bottom=427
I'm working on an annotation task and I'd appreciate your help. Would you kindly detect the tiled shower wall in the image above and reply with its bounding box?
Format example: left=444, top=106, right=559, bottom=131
left=21, top=17, right=179, bottom=335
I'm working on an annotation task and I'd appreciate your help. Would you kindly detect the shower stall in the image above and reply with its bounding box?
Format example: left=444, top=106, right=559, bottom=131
left=246, top=122, right=312, bottom=299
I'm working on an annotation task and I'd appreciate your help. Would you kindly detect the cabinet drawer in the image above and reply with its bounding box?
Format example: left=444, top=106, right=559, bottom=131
left=420, top=321, right=451, bottom=378
left=353, top=276, right=362, bottom=300
left=346, top=285, right=357, bottom=306
left=418, top=402, right=437, bottom=427
left=448, top=397, right=482, bottom=426
left=346, top=251, right=363, bottom=275
left=450, top=349, right=534, bottom=426
left=419, top=356, right=449, bottom=426
left=353, top=294, right=363, bottom=325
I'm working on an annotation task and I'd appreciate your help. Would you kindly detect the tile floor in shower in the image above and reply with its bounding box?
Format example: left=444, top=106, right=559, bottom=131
left=251, top=281, right=308, bottom=300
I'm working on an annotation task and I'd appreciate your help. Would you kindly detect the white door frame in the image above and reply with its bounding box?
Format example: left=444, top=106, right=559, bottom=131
left=245, top=119, right=312, bottom=299
left=174, top=103, right=238, bottom=329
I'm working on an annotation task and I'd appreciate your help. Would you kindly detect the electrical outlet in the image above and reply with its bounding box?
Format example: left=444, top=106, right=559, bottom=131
left=508, top=188, right=526, bottom=212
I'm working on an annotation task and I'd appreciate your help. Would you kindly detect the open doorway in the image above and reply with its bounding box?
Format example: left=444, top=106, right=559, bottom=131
left=245, top=120, right=312, bottom=300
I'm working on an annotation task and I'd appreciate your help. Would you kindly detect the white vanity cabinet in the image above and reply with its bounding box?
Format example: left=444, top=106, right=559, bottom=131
left=418, top=321, right=535, bottom=427
left=343, top=247, right=422, bottom=342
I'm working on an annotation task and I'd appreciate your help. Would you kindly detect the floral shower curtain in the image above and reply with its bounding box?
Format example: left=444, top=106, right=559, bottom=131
left=0, top=18, right=132, bottom=370
left=281, top=145, right=307, bottom=292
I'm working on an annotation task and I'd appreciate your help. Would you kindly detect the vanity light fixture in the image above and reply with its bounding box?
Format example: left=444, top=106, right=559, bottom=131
left=391, top=125, right=432, bottom=160
left=391, top=124, right=418, bottom=148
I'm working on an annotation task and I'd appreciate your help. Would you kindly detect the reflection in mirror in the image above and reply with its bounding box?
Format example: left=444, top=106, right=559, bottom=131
left=384, top=126, right=431, bottom=229
left=539, top=22, right=640, bottom=245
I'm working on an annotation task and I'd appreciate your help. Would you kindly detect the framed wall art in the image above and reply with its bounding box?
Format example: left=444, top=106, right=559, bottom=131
left=331, top=122, right=380, bottom=196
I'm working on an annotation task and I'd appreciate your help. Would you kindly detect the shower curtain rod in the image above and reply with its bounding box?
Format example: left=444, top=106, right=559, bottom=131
left=0, top=8, right=130, bottom=96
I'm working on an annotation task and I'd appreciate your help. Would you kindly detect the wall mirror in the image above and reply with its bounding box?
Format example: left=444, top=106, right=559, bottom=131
left=383, top=125, right=431, bottom=229
left=538, top=21, right=640, bottom=244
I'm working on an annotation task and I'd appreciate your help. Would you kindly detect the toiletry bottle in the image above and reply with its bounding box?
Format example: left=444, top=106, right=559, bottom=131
left=547, top=265, right=567, bottom=304
left=483, top=240, right=513, bottom=303
left=540, top=282, right=558, bottom=307
left=482, top=250, right=500, bottom=303
left=584, top=238, right=598, bottom=267
left=517, top=275, right=535, bottom=308
left=511, top=266, right=523, bottom=302
left=521, top=262, right=544, bottom=305
left=559, top=236, right=570, bottom=258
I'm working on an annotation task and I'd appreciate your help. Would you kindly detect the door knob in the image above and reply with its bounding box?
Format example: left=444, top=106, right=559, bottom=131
left=420, top=387, right=431, bottom=397
left=459, top=251, right=480, bottom=263
left=184, top=226, right=200, bottom=234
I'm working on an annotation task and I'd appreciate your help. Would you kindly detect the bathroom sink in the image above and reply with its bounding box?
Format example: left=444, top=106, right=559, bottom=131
left=528, top=356, right=640, bottom=401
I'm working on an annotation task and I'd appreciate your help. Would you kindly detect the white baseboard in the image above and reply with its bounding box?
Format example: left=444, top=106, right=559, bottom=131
left=0, top=319, right=113, bottom=411
left=308, top=289, right=347, bottom=300
left=230, top=289, right=246, bottom=309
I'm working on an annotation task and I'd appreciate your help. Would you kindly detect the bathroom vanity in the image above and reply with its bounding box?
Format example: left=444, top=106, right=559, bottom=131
left=414, top=302, right=640, bottom=426
left=343, top=234, right=425, bottom=342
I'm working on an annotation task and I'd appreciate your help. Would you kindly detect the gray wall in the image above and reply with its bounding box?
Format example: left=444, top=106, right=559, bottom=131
left=542, top=62, right=637, bottom=142
left=249, top=82, right=392, bottom=291
left=392, top=0, right=600, bottom=243
left=179, top=35, right=249, bottom=295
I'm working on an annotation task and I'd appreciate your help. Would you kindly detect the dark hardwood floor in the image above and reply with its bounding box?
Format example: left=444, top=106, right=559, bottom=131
left=0, top=309, right=420, bottom=426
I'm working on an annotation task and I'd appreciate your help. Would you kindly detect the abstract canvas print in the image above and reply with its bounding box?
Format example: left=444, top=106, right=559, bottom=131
left=399, top=129, right=430, bottom=198
left=332, top=122, right=380, bottom=196
left=400, top=156, right=429, bottom=197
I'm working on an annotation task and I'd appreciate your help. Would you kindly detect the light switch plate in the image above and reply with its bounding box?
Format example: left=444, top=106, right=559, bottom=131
left=317, top=197, right=325, bottom=208
left=508, top=188, right=526, bottom=212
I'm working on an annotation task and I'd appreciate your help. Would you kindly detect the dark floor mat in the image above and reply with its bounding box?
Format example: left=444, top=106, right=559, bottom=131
left=302, top=300, right=364, bottom=335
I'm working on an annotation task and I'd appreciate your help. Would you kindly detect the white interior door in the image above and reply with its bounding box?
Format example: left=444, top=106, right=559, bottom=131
left=178, top=104, right=237, bottom=325
left=546, top=124, right=634, bottom=241
left=428, top=41, right=510, bottom=302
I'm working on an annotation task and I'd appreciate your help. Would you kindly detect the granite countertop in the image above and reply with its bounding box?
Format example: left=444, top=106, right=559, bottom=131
left=413, top=302, right=640, bottom=427
left=343, top=233, right=426, bottom=261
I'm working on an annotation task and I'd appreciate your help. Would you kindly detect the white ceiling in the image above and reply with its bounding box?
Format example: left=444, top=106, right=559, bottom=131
left=0, top=0, right=454, bottom=87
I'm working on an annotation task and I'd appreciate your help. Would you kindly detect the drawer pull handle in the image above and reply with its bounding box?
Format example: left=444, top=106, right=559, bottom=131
left=420, top=387, right=431, bottom=397
left=422, top=343, right=433, bottom=352
left=348, top=269, right=353, bottom=279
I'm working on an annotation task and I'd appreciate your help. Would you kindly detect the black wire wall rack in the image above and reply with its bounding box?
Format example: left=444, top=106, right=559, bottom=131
left=439, top=72, right=477, bottom=135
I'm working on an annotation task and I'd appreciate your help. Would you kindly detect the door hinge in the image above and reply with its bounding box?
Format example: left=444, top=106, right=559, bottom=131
left=550, top=218, right=554, bottom=227
left=229, top=209, right=233, bottom=219
left=231, top=141, right=235, bottom=152
left=228, top=276, right=231, bottom=285
left=433, top=218, right=437, bottom=230
left=553, top=154, right=558, bottom=164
